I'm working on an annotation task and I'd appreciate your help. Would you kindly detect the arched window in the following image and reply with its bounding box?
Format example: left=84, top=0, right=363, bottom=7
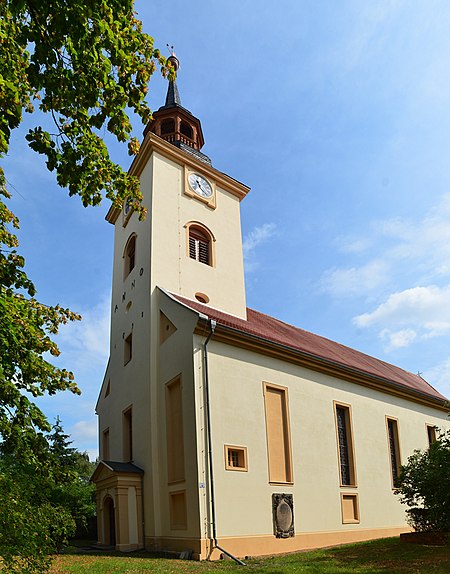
left=161, top=118, right=175, bottom=135
left=124, top=234, right=136, bottom=278
left=180, top=121, right=193, bottom=139
left=187, top=224, right=213, bottom=266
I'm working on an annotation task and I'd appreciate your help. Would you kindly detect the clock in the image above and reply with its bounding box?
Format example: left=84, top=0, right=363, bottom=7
left=188, top=173, right=213, bottom=198
left=123, top=198, right=133, bottom=226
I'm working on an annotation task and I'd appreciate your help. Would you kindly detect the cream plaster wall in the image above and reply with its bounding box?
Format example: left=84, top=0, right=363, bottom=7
left=200, top=340, right=449, bottom=539
left=97, top=155, right=153, bottom=462
left=128, top=486, right=138, bottom=545
left=97, top=156, right=155, bottom=537
left=149, top=153, right=247, bottom=319
left=97, top=137, right=249, bottom=545
left=96, top=134, right=448, bottom=557
left=155, top=291, right=203, bottom=541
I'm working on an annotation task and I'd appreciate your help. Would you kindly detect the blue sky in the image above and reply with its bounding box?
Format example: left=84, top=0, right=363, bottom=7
left=3, top=1, right=450, bottom=458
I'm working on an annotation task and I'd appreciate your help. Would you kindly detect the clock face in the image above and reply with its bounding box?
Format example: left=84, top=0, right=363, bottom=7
left=188, top=173, right=213, bottom=198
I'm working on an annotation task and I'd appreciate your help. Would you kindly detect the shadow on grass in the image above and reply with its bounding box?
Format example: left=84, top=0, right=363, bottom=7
left=325, top=538, right=450, bottom=574
left=63, top=540, right=184, bottom=560
left=59, top=537, right=450, bottom=574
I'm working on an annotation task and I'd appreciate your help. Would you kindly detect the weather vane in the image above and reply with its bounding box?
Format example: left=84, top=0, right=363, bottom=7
left=166, top=44, right=180, bottom=71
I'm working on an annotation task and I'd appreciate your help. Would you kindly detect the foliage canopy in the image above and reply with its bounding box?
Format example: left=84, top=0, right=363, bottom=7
left=0, top=417, right=96, bottom=574
left=0, top=0, right=168, bottom=456
left=1, top=0, right=172, bottom=215
left=0, top=1, right=167, bottom=569
left=396, top=429, right=450, bottom=533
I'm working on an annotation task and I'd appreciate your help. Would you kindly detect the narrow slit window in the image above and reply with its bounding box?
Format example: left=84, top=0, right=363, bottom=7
left=102, top=428, right=110, bottom=461
left=123, top=407, right=133, bottom=462
left=334, top=403, right=356, bottom=487
left=124, top=333, right=132, bottom=365
left=387, top=417, right=401, bottom=488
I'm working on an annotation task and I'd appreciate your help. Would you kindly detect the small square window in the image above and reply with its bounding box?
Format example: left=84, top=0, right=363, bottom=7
left=341, top=493, right=360, bottom=524
left=224, top=445, right=248, bottom=471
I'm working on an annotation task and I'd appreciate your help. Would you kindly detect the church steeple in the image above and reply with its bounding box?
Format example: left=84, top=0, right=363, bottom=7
left=144, top=53, right=210, bottom=164
left=163, top=56, right=181, bottom=107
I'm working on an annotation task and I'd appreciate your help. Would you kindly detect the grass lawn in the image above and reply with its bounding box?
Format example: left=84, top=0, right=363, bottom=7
left=50, top=537, right=450, bottom=574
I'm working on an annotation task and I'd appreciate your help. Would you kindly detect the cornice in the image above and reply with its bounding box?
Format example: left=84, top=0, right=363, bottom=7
left=195, top=320, right=448, bottom=413
left=105, top=132, right=250, bottom=225
left=130, top=132, right=250, bottom=200
left=105, top=204, right=121, bottom=224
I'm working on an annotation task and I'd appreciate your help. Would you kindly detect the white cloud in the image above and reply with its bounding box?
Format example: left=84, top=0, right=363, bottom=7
left=354, top=285, right=450, bottom=328
left=243, top=223, right=277, bottom=272
left=321, top=260, right=389, bottom=297
left=322, top=195, right=450, bottom=352
left=69, top=419, right=98, bottom=461
left=243, top=223, right=277, bottom=257
left=336, top=236, right=372, bottom=254
left=379, top=197, right=450, bottom=270
left=379, top=328, right=417, bottom=350
left=424, top=357, right=450, bottom=399
left=71, top=419, right=98, bottom=441
left=318, top=0, right=406, bottom=84
left=56, top=294, right=111, bottom=371
left=326, top=194, right=450, bottom=295
left=422, top=321, right=450, bottom=339
left=354, top=284, right=450, bottom=349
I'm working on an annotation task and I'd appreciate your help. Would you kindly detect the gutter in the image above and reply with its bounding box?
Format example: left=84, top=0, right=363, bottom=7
left=203, top=319, right=246, bottom=566
left=197, top=318, right=448, bottom=410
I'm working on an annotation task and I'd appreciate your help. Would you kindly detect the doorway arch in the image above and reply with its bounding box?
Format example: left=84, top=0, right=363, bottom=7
left=103, top=496, right=116, bottom=547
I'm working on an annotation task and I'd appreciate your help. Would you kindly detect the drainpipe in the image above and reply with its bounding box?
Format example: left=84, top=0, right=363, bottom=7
left=203, top=319, right=246, bottom=566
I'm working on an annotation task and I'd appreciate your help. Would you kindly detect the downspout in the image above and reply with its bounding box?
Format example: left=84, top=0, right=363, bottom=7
left=203, top=319, right=246, bottom=566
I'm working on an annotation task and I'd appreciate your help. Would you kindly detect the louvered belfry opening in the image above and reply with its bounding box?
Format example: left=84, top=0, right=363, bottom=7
left=189, top=227, right=210, bottom=265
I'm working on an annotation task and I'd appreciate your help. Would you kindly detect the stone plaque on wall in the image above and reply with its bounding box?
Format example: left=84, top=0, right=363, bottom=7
left=272, top=493, right=294, bottom=538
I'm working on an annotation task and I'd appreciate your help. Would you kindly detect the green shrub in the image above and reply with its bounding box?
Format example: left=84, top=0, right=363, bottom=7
left=0, top=458, right=75, bottom=574
left=396, top=429, right=450, bottom=533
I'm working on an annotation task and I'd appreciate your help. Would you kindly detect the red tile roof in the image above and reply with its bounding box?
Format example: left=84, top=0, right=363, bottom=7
left=171, top=294, right=447, bottom=403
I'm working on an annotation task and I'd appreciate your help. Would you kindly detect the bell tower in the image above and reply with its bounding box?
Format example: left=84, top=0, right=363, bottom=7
left=105, top=53, right=250, bottom=318
left=96, top=54, right=250, bottom=553
left=144, top=54, right=209, bottom=165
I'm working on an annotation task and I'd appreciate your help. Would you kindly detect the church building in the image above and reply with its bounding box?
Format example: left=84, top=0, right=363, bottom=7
left=93, top=55, right=449, bottom=560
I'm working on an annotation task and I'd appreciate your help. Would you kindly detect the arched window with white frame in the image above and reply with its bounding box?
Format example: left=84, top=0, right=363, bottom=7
left=185, top=222, right=215, bottom=266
